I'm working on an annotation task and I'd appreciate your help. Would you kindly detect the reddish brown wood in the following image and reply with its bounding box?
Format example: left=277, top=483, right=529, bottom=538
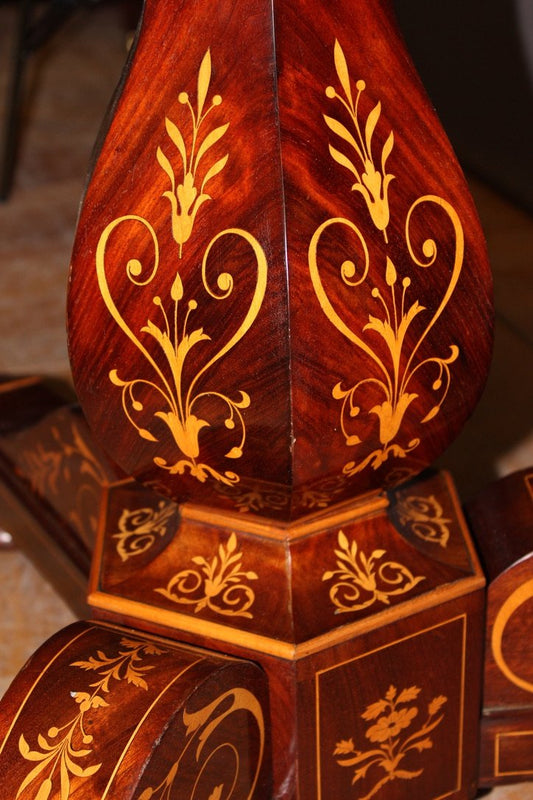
left=91, top=471, right=477, bottom=645
left=67, top=0, right=492, bottom=518
left=90, top=469, right=485, bottom=799
left=479, top=715, right=533, bottom=787
left=467, top=469, right=533, bottom=786
left=0, top=1, right=497, bottom=798
left=0, top=621, right=272, bottom=799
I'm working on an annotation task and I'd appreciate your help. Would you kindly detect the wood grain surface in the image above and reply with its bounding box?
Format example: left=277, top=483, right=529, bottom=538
left=0, top=1, right=501, bottom=798
left=67, top=0, right=493, bottom=519
left=0, top=620, right=271, bottom=799
left=88, top=468, right=486, bottom=799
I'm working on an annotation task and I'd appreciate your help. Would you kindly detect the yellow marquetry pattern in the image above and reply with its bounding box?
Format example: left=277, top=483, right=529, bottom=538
left=155, top=533, right=258, bottom=618
left=323, top=531, right=424, bottom=613
left=16, top=639, right=166, bottom=800
left=157, top=49, right=228, bottom=259
left=396, top=494, right=451, bottom=548
left=96, top=52, right=267, bottom=486
left=309, top=40, right=463, bottom=478
left=325, top=40, right=395, bottom=242
left=334, top=684, right=447, bottom=799
left=138, top=688, right=265, bottom=800
left=113, top=500, right=176, bottom=561
left=18, top=422, right=110, bottom=543
left=492, top=579, right=533, bottom=694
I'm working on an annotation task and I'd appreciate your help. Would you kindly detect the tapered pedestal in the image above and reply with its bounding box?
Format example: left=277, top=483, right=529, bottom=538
left=89, top=469, right=484, bottom=799
left=64, top=7, right=492, bottom=790
left=0, top=0, right=496, bottom=797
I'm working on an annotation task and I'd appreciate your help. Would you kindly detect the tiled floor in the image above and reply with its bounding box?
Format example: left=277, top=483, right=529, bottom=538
left=0, top=2, right=532, bottom=797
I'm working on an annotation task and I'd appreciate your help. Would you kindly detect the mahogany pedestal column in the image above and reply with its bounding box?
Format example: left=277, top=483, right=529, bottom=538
left=2, top=0, right=493, bottom=798
left=66, top=1, right=492, bottom=797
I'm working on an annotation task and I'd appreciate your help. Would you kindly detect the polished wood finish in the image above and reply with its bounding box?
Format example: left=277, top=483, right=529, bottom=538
left=92, top=471, right=480, bottom=652
left=90, top=469, right=485, bottom=798
left=67, top=0, right=492, bottom=518
left=0, top=0, right=500, bottom=797
left=466, top=469, right=533, bottom=786
left=63, top=2, right=493, bottom=792
left=0, top=620, right=271, bottom=799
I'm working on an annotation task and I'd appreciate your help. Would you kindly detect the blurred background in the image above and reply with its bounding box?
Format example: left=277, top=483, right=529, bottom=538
left=392, top=0, right=533, bottom=493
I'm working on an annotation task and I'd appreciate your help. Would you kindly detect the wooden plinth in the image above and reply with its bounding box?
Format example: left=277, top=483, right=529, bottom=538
left=90, top=469, right=485, bottom=799
left=479, top=714, right=533, bottom=787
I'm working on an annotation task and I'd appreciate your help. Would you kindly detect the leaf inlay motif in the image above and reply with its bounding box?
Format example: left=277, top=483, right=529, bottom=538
left=323, top=531, right=424, bottom=613
left=309, top=40, right=464, bottom=478
left=96, top=51, right=267, bottom=486
left=334, top=684, right=447, bottom=799
left=16, top=638, right=166, bottom=799
left=155, top=533, right=258, bottom=618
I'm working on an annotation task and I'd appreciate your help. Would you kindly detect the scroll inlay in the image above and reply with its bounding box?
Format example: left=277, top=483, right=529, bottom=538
left=96, top=50, right=267, bottom=486
left=323, top=530, right=425, bottom=613
left=309, top=40, right=464, bottom=478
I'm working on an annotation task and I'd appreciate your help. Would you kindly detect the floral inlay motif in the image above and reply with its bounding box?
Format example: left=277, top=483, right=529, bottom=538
left=97, top=50, right=267, bottom=486
left=16, top=637, right=165, bottom=800
left=18, top=443, right=63, bottom=498
left=396, top=494, right=451, bottom=548
left=334, top=684, right=447, bottom=799
left=157, top=50, right=228, bottom=258
left=113, top=500, right=176, bottom=561
left=324, top=41, right=394, bottom=242
left=214, top=475, right=349, bottom=515
left=155, top=532, right=258, bottom=618
left=139, top=688, right=265, bottom=799
left=323, top=531, right=424, bottom=613
left=309, top=40, right=463, bottom=477
left=295, top=474, right=348, bottom=512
